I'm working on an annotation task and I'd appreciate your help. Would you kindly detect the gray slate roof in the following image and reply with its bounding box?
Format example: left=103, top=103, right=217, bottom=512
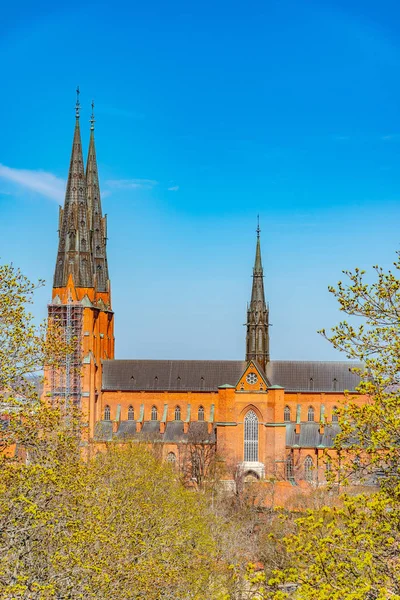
left=286, top=423, right=341, bottom=448
left=94, top=419, right=216, bottom=443
left=268, top=361, right=361, bottom=392
left=102, top=359, right=361, bottom=393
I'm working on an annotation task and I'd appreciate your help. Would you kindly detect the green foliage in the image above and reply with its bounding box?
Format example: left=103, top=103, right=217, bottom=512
left=0, top=262, right=234, bottom=599
left=250, top=253, right=400, bottom=599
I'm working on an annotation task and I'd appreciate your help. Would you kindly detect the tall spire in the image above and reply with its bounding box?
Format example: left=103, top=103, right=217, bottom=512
left=86, top=101, right=109, bottom=293
left=245, top=219, right=270, bottom=372
left=53, top=89, right=94, bottom=288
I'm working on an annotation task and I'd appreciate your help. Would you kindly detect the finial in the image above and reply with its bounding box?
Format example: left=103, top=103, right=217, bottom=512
left=256, top=214, right=260, bottom=239
left=75, top=86, right=80, bottom=119
left=90, top=100, right=95, bottom=131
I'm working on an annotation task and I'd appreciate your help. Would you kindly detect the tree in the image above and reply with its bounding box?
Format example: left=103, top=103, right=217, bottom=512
left=249, top=255, right=400, bottom=599
left=0, top=263, right=234, bottom=599
left=179, top=423, right=220, bottom=491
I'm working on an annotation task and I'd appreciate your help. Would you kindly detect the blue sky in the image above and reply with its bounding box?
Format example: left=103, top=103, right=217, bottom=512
left=1, top=0, right=400, bottom=361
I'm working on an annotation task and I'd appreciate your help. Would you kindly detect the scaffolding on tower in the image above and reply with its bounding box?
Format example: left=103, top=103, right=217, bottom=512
left=47, top=295, right=83, bottom=409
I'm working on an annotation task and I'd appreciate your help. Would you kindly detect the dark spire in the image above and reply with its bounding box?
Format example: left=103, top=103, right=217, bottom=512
left=86, top=101, right=109, bottom=292
left=53, top=90, right=94, bottom=288
left=245, top=219, right=270, bottom=372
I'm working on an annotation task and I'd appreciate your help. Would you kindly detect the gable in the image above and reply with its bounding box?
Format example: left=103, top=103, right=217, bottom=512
left=236, top=361, right=269, bottom=392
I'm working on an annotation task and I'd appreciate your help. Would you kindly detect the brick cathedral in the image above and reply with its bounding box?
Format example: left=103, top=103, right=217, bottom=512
left=47, top=97, right=362, bottom=497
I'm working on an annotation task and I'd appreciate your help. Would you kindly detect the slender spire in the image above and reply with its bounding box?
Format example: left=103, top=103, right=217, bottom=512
left=90, top=100, right=95, bottom=131
left=245, top=219, right=270, bottom=372
left=254, top=218, right=263, bottom=277
left=75, top=86, right=80, bottom=119
left=86, top=103, right=109, bottom=293
left=53, top=90, right=94, bottom=288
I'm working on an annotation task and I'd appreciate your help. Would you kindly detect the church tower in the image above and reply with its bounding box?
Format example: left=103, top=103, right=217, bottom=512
left=245, top=220, right=270, bottom=373
left=47, top=90, right=114, bottom=439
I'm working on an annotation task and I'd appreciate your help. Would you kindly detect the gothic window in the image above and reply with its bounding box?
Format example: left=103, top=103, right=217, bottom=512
left=309, top=377, right=314, bottom=391
left=128, top=405, right=134, bottom=421
left=332, top=407, right=339, bottom=423
left=304, top=455, right=314, bottom=482
left=308, top=406, right=315, bottom=422
left=244, top=410, right=259, bottom=462
left=284, top=406, right=291, bottom=422
left=286, top=454, right=294, bottom=480
left=198, top=406, right=205, bottom=421
left=104, top=405, right=111, bottom=421
left=174, top=406, right=181, bottom=421
left=167, top=452, right=176, bottom=465
left=151, top=406, right=158, bottom=421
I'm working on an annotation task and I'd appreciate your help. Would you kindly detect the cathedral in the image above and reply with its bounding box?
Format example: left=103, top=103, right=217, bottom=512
left=47, top=95, right=362, bottom=498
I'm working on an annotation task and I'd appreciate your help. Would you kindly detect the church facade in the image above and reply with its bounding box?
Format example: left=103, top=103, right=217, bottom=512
left=47, top=99, right=363, bottom=495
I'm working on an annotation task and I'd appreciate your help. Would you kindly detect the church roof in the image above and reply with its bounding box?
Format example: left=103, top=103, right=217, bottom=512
left=102, top=359, right=361, bottom=392
left=268, top=360, right=361, bottom=392
left=102, top=360, right=246, bottom=392
left=286, top=423, right=341, bottom=448
left=94, top=419, right=215, bottom=443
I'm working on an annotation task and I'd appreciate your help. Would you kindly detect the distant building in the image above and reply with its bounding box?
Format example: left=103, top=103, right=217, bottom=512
left=45, top=96, right=364, bottom=501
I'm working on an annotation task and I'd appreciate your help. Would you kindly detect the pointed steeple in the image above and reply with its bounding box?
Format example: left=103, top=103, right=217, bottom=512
left=245, top=218, right=270, bottom=372
left=85, top=101, right=109, bottom=293
left=54, top=88, right=94, bottom=289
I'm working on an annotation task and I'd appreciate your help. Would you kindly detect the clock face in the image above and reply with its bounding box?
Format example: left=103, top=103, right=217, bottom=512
left=246, top=372, right=258, bottom=385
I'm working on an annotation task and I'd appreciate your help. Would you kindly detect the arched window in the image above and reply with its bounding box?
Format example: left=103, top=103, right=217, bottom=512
left=244, top=471, right=259, bottom=483
left=151, top=406, right=158, bottom=421
left=174, top=406, right=181, bottom=421
left=307, top=406, right=315, bottom=422
left=244, top=410, right=259, bottom=462
left=304, top=455, right=314, bottom=482
left=332, top=406, right=339, bottom=423
left=198, top=406, right=205, bottom=421
left=286, top=454, right=294, bottom=480
left=128, top=405, right=134, bottom=421
left=284, top=406, right=291, bottom=422
left=104, top=405, right=111, bottom=421
left=167, top=452, right=176, bottom=465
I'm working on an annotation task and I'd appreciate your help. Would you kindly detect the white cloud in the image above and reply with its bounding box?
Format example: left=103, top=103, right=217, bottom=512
left=168, top=185, right=180, bottom=192
left=0, top=163, right=65, bottom=203
left=381, top=134, right=400, bottom=141
left=332, top=135, right=350, bottom=141
left=105, top=178, right=158, bottom=190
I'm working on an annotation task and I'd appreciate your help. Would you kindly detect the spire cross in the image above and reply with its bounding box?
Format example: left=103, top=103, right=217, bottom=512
left=75, top=86, right=80, bottom=118
left=90, top=100, right=95, bottom=131
left=256, top=214, right=261, bottom=239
